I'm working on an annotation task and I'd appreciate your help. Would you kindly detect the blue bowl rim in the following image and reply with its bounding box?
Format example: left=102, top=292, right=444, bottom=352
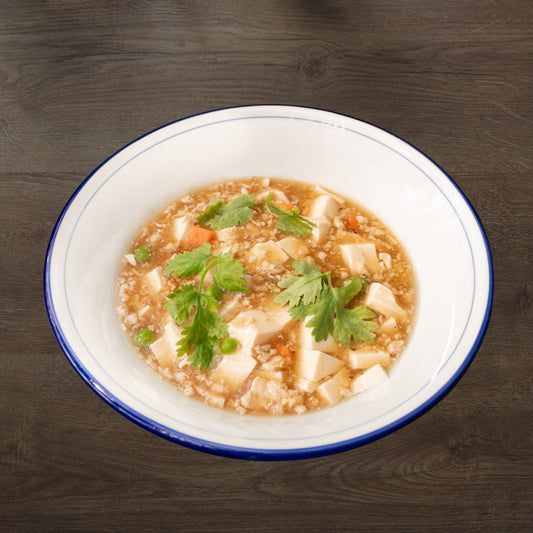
left=43, top=105, right=494, bottom=461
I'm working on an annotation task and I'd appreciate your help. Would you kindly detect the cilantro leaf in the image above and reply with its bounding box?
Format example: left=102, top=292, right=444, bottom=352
left=333, top=305, right=377, bottom=345
left=213, top=253, right=249, bottom=292
left=276, top=262, right=376, bottom=346
left=177, top=305, right=228, bottom=370
left=274, top=259, right=326, bottom=308
left=198, top=194, right=256, bottom=229
left=163, top=246, right=248, bottom=370
left=196, top=198, right=224, bottom=225
left=265, top=198, right=315, bottom=237
left=164, top=285, right=198, bottom=324
left=164, top=243, right=213, bottom=277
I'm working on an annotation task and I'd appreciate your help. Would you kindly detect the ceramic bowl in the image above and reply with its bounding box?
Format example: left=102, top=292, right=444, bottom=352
left=44, top=106, right=493, bottom=460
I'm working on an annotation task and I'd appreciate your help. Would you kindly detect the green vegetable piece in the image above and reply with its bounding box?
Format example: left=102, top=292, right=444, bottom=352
left=276, top=262, right=377, bottom=346
left=164, top=243, right=213, bottom=277
left=198, top=194, right=257, bottom=230
left=220, top=337, right=238, bottom=354
left=213, top=253, right=249, bottom=292
left=133, top=246, right=151, bottom=262
left=265, top=197, right=315, bottom=237
left=205, top=285, right=224, bottom=301
left=135, top=328, right=154, bottom=346
left=163, top=246, right=248, bottom=370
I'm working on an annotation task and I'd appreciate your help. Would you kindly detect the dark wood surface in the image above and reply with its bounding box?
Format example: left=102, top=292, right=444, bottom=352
left=1, top=1, right=531, bottom=531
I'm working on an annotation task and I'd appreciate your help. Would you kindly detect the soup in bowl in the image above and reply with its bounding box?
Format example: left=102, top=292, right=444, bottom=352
left=44, top=106, right=492, bottom=459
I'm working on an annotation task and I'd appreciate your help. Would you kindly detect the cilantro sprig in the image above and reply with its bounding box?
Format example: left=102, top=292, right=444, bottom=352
left=264, top=196, right=314, bottom=237
left=196, top=193, right=314, bottom=237
left=163, top=243, right=248, bottom=370
left=274, top=258, right=378, bottom=345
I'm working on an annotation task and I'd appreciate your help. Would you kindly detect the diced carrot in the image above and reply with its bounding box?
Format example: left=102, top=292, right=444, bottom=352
left=186, top=226, right=216, bottom=249
left=276, top=202, right=295, bottom=212
left=344, top=213, right=359, bottom=231
left=277, top=343, right=293, bottom=358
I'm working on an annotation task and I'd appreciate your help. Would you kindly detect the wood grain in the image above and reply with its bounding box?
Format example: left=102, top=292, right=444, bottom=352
left=1, top=1, right=531, bottom=531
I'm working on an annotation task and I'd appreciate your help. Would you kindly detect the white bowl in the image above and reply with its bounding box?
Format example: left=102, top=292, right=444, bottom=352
left=44, top=106, right=493, bottom=460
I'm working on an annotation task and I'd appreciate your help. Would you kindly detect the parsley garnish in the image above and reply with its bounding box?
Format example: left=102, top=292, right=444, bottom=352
left=197, top=194, right=257, bottom=230
left=196, top=193, right=315, bottom=237
left=163, top=243, right=248, bottom=370
left=274, top=258, right=378, bottom=345
left=264, top=196, right=315, bottom=237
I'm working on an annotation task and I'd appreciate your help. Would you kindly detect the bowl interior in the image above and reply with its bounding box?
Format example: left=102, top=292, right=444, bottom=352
left=45, top=106, right=492, bottom=458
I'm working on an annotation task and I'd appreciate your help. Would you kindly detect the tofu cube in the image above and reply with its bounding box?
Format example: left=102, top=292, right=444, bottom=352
left=163, top=320, right=184, bottom=348
left=376, top=317, right=398, bottom=336
left=255, top=189, right=290, bottom=203
left=211, top=346, right=257, bottom=390
left=301, top=320, right=340, bottom=354
left=228, top=310, right=283, bottom=348
left=277, top=236, right=309, bottom=258
left=349, top=350, right=391, bottom=369
left=352, top=364, right=389, bottom=394
left=310, top=195, right=340, bottom=221
left=365, top=283, right=407, bottom=319
left=340, top=243, right=380, bottom=275
left=145, top=267, right=165, bottom=292
left=295, top=377, right=317, bottom=393
left=150, top=337, right=175, bottom=369
left=311, top=218, right=332, bottom=245
left=298, top=349, right=343, bottom=383
left=219, top=296, right=241, bottom=321
left=124, top=253, right=136, bottom=266
left=249, top=241, right=289, bottom=264
left=173, top=214, right=195, bottom=245
left=317, top=368, right=350, bottom=405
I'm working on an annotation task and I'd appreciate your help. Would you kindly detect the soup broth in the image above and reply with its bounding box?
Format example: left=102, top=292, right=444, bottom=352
left=117, top=177, right=415, bottom=415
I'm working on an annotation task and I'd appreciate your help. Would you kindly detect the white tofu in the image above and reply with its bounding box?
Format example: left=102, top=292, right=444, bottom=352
left=377, top=317, right=398, bottom=336
left=149, top=337, right=175, bottom=368
left=211, top=346, right=257, bottom=390
left=300, top=320, right=340, bottom=354
left=228, top=310, right=283, bottom=348
left=365, top=282, right=407, bottom=319
left=145, top=267, right=165, bottom=292
left=352, top=364, right=389, bottom=394
left=255, top=189, right=290, bottom=203
left=311, top=218, right=331, bottom=244
left=216, top=226, right=239, bottom=243
left=277, top=236, right=309, bottom=258
left=125, top=253, right=136, bottom=266
left=310, top=195, right=340, bottom=221
left=340, top=243, right=380, bottom=275
left=249, top=240, right=289, bottom=264
left=379, top=252, right=392, bottom=269
left=219, top=297, right=241, bottom=321
left=203, top=390, right=225, bottom=408
left=317, top=368, right=350, bottom=405
left=298, top=349, right=343, bottom=383
left=349, top=350, right=391, bottom=369
left=163, top=320, right=183, bottom=348
left=173, top=214, right=195, bottom=245
left=295, top=377, right=317, bottom=393
left=314, top=185, right=345, bottom=205
left=261, top=298, right=293, bottom=329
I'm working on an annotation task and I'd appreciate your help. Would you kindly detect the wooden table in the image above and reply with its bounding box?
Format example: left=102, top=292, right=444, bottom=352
left=2, top=1, right=531, bottom=531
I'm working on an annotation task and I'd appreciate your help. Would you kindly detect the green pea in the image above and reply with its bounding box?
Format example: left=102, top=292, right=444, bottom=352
left=133, top=245, right=151, bottom=263
left=136, top=328, right=154, bottom=346
left=205, top=286, right=223, bottom=301
left=220, top=337, right=238, bottom=354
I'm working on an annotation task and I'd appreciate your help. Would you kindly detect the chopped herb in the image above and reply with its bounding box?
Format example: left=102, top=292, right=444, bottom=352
left=275, top=259, right=377, bottom=345
left=265, top=196, right=315, bottom=237
left=133, top=245, right=151, bottom=262
left=163, top=244, right=248, bottom=370
left=197, top=194, right=257, bottom=230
